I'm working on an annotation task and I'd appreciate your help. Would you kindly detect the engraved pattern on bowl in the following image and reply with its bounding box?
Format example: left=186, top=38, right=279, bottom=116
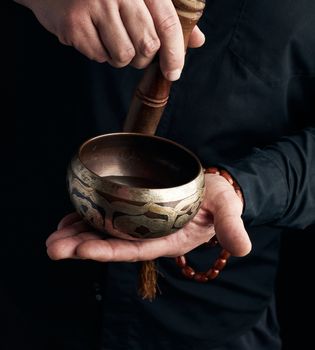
left=67, top=133, right=205, bottom=239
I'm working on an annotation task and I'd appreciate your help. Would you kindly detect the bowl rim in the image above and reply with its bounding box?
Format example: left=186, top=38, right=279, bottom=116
left=72, top=132, right=205, bottom=201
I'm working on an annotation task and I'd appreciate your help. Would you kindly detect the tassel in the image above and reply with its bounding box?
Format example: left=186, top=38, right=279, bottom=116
left=138, top=260, right=158, bottom=301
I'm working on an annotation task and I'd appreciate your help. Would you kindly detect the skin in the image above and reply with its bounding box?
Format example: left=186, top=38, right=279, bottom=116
left=15, top=0, right=205, bottom=81
left=46, top=174, right=251, bottom=262
left=15, top=0, right=252, bottom=261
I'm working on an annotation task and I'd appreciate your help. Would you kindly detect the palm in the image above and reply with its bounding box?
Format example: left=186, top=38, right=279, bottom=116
left=46, top=174, right=251, bottom=261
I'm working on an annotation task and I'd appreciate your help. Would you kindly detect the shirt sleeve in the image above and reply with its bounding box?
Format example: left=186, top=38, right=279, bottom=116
left=219, top=127, right=315, bottom=229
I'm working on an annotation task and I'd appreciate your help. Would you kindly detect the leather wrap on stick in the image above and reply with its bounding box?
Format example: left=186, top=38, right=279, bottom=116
left=122, top=0, right=206, bottom=300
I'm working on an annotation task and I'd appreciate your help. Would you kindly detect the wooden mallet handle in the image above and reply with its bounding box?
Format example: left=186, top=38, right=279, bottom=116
left=123, top=0, right=206, bottom=135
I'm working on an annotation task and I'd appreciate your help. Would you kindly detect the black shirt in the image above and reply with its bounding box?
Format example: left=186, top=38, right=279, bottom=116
left=10, top=1, right=315, bottom=349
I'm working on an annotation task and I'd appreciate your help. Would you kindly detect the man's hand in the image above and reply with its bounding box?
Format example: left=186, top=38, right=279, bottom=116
left=46, top=173, right=251, bottom=262
left=16, top=0, right=205, bottom=81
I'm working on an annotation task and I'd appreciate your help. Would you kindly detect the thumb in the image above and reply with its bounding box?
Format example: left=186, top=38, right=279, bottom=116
left=213, top=193, right=251, bottom=257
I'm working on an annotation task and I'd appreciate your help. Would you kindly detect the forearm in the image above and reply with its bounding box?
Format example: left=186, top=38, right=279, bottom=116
left=221, top=127, right=315, bottom=229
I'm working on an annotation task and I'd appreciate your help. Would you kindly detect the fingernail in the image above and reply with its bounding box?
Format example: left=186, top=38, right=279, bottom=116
left=166, top=69, right=182, bottom=81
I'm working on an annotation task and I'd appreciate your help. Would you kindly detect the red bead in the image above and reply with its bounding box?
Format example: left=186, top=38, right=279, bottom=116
left=214, top=258, right=227, bottom=270
left=194, top=273, right=209, bottom=283
left=219, top=249, right=231, bottom=260
left=205, top=167, right=219, bottom=174
left=233, top=184, right=240, bottom=190
left=182, top=266, right=195, bottom=279
left=206, top=268, right=220, bottom=280
left=220, top=170, right=234, bottom=185
left=175, top=255, right=186, bottom=268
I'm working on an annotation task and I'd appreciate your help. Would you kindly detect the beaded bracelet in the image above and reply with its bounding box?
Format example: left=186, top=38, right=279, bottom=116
left=174, top=167, right=244, bottom=282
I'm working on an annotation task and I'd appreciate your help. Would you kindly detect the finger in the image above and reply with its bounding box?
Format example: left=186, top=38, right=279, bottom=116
left=187, top=26, right=205, bottom=48
left=93, top=3, right=135, bottom=67
left=212, top=192, right=251, bottom=256
left=75, top=207, right=216, bottom=262
left=57, top=212, right=82, bottom=230
left=59, top=15, right=108, bottom=63
left=145, top=0, right=184, bottom=81
left=46, top=220, right=92, bottom=247
left=75, top=236, right=173, bottom=262
left=119, top=1, right=160, bottom=69
left=47, top=232, right=100, bottom=260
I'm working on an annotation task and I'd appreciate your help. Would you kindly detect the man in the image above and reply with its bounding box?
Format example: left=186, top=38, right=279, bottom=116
left=11, top=0, right=315, bottom=349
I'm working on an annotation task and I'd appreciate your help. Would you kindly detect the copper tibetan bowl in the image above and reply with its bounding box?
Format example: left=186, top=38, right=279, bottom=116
left=67, top=133, right=205, bottom=239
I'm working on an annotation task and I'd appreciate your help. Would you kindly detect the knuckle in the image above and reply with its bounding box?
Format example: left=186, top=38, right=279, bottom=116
left=158, top=15, right=180, bottom=35
left=61, top=12, right=77, bottom=33
left=92, top=53, right=107, bottom=63
left=109, top=61, right=123, bottom=68
left=165, top=47, right=179, bottom=61
left=58, top=13, right=79, bottom=46
left=112, top=48, right=135, bottom=67
left=139, top=38, right=160, bottom=57
left=58, top=29, right=74, bottom=46
left=163, top=48, right=184, bottom=70
left=95, top=57, right=107, bottom=63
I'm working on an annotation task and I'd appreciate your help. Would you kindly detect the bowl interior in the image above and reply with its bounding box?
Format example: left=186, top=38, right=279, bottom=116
left=79, top=133, right=201, bottom=189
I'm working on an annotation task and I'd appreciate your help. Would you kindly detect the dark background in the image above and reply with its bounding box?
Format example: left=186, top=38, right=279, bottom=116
left=3, top=2, right=314, bottom=349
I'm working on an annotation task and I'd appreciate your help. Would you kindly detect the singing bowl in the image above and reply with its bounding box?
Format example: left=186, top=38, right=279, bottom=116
left=67, top=133, right=205, bottom=239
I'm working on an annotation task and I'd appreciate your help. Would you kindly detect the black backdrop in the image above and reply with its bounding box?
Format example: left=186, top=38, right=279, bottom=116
left=4, top=3, right=314, bottom=349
